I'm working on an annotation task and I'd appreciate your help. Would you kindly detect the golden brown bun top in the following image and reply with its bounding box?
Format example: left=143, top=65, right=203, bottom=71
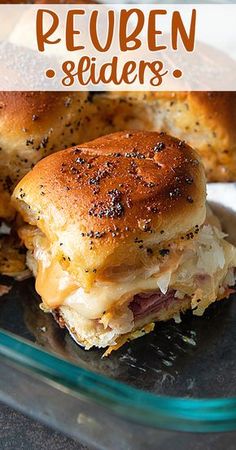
left=0, top=91, right=82, bottom=135
left=0, top=90, right=87, bottom=220
left=12, top=131, right=206, bottom=289
left=107, top=91, right=236, bottom=149
left=76, top=91, right=236, bottom=182
left=147, top=92, right=236, bottom=144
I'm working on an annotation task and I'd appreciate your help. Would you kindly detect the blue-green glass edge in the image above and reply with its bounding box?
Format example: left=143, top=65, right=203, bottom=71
left=1, top=329, right=236, bottom=432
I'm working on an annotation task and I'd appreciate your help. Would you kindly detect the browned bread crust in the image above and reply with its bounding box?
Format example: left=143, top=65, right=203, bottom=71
left=12, top=130, right=206, bottom=290
left=0, top=91, right=87, bottom=220
left=82, top=92, right=236, bottom=182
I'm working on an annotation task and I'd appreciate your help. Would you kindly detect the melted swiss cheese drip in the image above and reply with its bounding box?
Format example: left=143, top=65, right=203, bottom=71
left=26, top=213, right=236, bottom=320
left=36, top=259, right=78, bottom=309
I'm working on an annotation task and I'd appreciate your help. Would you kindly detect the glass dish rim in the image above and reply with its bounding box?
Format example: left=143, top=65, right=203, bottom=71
left=1, top=328, right=236, bottom=433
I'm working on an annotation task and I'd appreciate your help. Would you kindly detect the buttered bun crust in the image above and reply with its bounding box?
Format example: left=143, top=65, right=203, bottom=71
left=82, top=92, right=236, bottom=182
left=0, top=91, right=87, bottom=220
left=12, top=131, right=206, bottom=289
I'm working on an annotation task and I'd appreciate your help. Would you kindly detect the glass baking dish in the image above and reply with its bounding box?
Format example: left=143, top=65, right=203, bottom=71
left=1, top=183, right=236, bottom=450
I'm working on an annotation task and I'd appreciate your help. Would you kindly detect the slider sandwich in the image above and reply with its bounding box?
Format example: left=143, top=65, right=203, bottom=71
left=12, top=131, right=236, bottom=354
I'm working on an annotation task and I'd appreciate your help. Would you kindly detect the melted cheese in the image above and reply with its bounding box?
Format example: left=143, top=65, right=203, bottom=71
left=31, top=251, right=179, bottom=318
left=36, top=259, right=78, bottom=310
left=26, top=224, right=236, bottom=321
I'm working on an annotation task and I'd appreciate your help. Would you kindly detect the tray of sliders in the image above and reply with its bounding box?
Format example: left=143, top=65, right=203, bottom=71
left=1, top=91, right=236, bottom=450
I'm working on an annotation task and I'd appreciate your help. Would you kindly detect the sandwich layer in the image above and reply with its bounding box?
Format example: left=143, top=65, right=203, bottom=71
left=21, top=214, right=236, bottom=350
left=12, top=131, right=236, bottom=352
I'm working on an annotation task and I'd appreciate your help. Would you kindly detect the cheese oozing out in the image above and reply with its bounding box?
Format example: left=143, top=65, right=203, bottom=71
left=25, top=211, right=236, bottom=335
